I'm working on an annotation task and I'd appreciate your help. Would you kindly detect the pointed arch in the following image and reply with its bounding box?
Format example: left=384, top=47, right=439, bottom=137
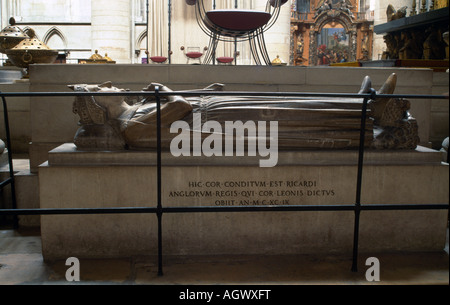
left=314, top=12, right=353, bottom=34
left=135, top=30, right=149, bottom=63
left=43, top=27, right=67, bottom=49
left=136, top=30, right=148, bottom=51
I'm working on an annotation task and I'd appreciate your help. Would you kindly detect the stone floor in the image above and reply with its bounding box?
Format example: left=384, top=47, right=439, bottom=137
left=0, top=226, right=448, bottom=286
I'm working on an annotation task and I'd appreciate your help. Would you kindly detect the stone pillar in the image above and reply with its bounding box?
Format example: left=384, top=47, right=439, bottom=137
left=91, top=0, right=131, bottom=63
left=261, top=2, right=292, bottom=64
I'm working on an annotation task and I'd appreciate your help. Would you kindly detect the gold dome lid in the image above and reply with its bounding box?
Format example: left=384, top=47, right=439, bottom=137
left=0, top=17, right=29, bottom=53
left=89, top=50, right=104, bottom=60
left=9, top=28, right=53, bottom=51
left=104, top=53, right=113, bottom=61
left=271, top=55, right=286, bottom=66
left=0, top=18, right=29, bottom=38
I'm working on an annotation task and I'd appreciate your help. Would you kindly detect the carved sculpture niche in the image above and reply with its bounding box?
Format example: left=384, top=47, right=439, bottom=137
left=291, top=0, right=372, bottom=65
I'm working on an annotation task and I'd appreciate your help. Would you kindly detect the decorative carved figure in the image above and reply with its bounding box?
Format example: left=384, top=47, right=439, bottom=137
left=423, top=26, right=446, bottom=59
left=386, top=4, right=408, bottom=22
left=296, top=36, right=304, bottom=58
left=314, top=0, right=333, bottom=18
left=398, top=30, right=426, bottom=59
left=443, top=31, right=449, bottom=60
left=338, top=0, right=355, bottom=19
left=361, top=33, right=370, bottom=60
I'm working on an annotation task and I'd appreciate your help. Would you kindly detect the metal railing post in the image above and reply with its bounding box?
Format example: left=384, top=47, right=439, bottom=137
left=155, top=86, right=164, bottom=276
left=351, top=90, right=374, bottom=272
left=1, top=93, right=18, bottom=228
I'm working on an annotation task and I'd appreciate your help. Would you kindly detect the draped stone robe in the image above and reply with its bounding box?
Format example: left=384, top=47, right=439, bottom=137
left=123, top=95, right=373, bottom=150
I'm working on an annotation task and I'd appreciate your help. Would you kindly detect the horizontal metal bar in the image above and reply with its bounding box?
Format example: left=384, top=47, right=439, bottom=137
left=0, top=91, right=448, bottom=100
left=360, top=204, right=450, bottom=211
left=0, top=204, right=447, bottom=216
left=162, top=205, right=357, bottom=213
left=0, top=177, right=12, bottom=188
left=0, top=91, right=368, bottom=97
left=154, top=204, right=449, bottom=213
left=0, top=207, right=158, bottom=216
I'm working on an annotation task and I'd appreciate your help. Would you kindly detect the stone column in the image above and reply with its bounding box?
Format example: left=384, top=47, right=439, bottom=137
left=91, top=0, right=131, bottom=63
left=260, top=2, right=292, bottom=64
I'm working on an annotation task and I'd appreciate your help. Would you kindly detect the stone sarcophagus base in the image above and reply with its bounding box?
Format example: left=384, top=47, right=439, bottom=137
left=39, top=144, right=449, bottom=260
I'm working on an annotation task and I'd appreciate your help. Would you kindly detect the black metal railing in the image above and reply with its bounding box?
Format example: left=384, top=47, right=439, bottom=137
left=0, top=88, right=448, bottom=276
left=1, top=93, right=18, bottom=228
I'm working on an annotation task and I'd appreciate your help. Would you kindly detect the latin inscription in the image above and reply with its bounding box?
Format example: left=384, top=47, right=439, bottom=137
left=168, top=179, right=336, bottom=206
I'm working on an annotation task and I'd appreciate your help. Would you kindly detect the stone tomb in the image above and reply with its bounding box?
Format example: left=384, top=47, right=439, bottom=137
left=39, top=143, right=448, bottom=260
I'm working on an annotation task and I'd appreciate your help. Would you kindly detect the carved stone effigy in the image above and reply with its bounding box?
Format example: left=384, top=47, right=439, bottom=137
left=69, top=73, right=419, bottom=151
left=0, top=139, right=7, bottom=166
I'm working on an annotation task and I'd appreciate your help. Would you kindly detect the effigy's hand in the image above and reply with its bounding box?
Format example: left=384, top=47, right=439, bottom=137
left=203, top=83, right=224, bottom=91
left=142, top=83, right=173, bottom=93
left=141, top=83, right=175, bottom=104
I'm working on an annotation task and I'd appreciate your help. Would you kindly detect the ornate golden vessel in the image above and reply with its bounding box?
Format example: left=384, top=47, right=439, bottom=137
left=271, top=55, right=286, bottom=66
left=78, top=50, right=116, bottom=64
left=5, top=28, right=58, bottom=73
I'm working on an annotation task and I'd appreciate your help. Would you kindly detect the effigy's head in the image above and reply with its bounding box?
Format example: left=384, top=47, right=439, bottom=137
left=69, top=82, right=128, bottom=123
left=68, top=82, right=129, bottom=150
left=69, top=81, right=127, bottom=109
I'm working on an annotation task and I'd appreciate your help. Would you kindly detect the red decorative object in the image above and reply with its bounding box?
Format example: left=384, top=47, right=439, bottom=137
left=185, top=0, right=287, bottom=65
left=217, top=56, right=234, bottom=64
left=181, top=46, right=207, bottom=64
left=186, top=52, right=204, bottom=59
left=150, top=56, right=167, bottom=63
left=205, top=10, right=272, bottom=31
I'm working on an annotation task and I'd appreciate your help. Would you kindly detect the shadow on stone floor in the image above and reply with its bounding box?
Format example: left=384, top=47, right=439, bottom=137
left=0, top=227, right=448, bottom=285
